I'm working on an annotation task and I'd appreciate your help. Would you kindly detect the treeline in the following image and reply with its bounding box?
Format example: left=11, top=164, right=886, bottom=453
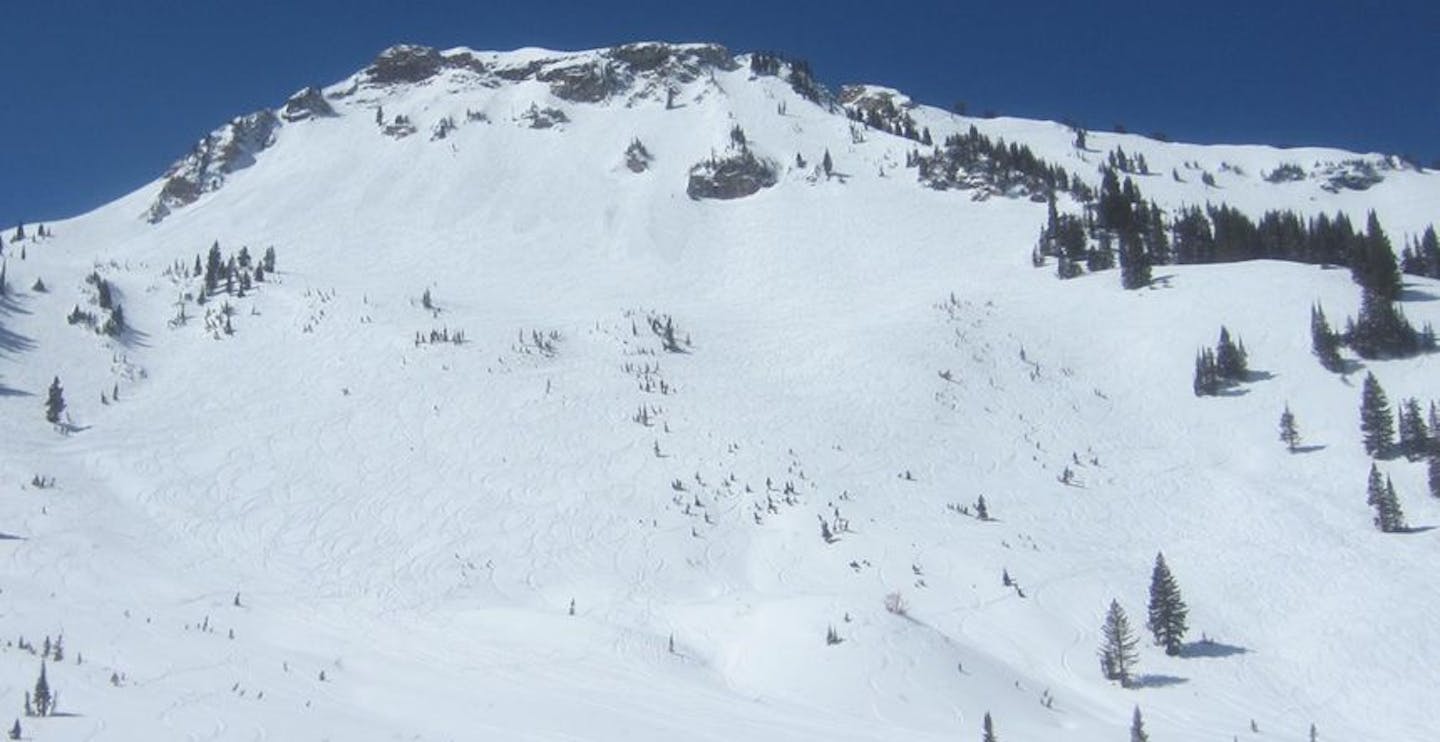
left=1038, top=166, right=1437, bottom=357
left=1040, top=165, right=1439, bottom=287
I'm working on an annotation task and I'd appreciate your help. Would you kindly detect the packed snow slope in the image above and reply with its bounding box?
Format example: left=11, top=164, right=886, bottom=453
left=2, top=42, right=1438, bottom=740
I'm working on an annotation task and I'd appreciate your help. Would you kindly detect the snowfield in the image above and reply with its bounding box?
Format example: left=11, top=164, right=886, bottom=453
left=1, top=42, right=1438, bottom=741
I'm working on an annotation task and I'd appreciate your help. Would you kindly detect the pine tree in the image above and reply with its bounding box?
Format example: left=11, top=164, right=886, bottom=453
left=981, top=711, right=997, bottom=742
left=1310, top=303, right=1344, bottom=372
left=1193, top=348, right=1219, bottom=396
left=1430, top=402, right=1440, bottom=452
left=1130, top=706, right=1149, bottom=742
left=32, top=662, right=50, bottom=717
left=1098, top=599, right=1139, bottom=686
left=1359, top=373, right=1395, bottom=458
left=1279, top=404, right=1301, bottom=452
left=204, top=241, right=223, bottom=294
left=7, top=719, right=18, bottom=740
left=1215, top=326, right=1247, bottom=381
left=262, top=246, right=276, bottom=273
left=1367, top=465, right=1407, bottom=532
left=1398, top=397, right=1430, bottom=460
left=1118, top=230, right=1150, bottom=289
left=1146, top=552, right=1188, bottom=655
left=1379, top=475, right=1407, bottom=532
left=1429, top=454, right=1440, bottom=499
left=822, top=149, right=833, bottom=176
left=44, top=377, right=64, bottom=424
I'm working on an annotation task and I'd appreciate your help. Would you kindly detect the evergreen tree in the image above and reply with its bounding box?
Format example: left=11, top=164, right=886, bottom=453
left=1367, top=465, right=1406, bottom=532
left=1359, top=373, right=1395, bottom=458
left=1377, top=475, right=1407, bottom=532
left=1098, top=599, right=1139, bottom=686
left=1349, top=288, right=1422, bottom=359
left=1130, top=706, right=1150, bottom=742
left=981, top=711, right=997, bottom=742
left=822, top=149, right=833, bottom=176
left=1193, top=348, right=1219, bottom=397
left=1310, top=303, right=1344, bottom=372
left=1146, top=552, right=1188, bottom=655
left=1118, top=230, right=1150, bottom=289
left=1351, top=211, right=1402, bottom=300
left=7, top=719, right=17, bottom=740
left=262, top=246, right=276, bottom=273
left=32, top=662, right=50, bottom=717
left=1279, top=404, right=1301, bottom=452
left=1428, top=454, right=1440, bottom=499
left=1214, top=326, right=1247, bottom=381
left=204, top=241, right=223, bottom=294
left=44, top=377, right=64, bottom=424
left=1397, top=397, right=1430, bottom=460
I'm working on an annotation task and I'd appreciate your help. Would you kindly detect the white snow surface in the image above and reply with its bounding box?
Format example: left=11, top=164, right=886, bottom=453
left=2, top=43, right=1439, bottom=741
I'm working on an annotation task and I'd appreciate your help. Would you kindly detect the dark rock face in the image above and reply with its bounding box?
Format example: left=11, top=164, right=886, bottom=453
left=538, top=62, right=617, bottom=103
left=687, top=149, right=777, bottom=200
left=609, top=42, right=737, bottom=80
left=366, top=44, right=444, bottom=85
left=146, top=110, right=279, bottom=223
left=280, top=87, right=336, bottom=122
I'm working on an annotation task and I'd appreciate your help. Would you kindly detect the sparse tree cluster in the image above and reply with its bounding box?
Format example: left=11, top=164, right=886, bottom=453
left=913, top=125, right=1086, bottom=201
left=196, top=240, right=272, bottom=300
left=1366, top=464, right=1407, bottom=533
left=1193, top=326, right=1249, bottom=396
left=844, top=96, right=931, bottom=146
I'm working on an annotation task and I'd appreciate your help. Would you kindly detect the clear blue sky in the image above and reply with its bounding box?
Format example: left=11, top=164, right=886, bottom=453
left=2, top=0, right=1436, bottom=226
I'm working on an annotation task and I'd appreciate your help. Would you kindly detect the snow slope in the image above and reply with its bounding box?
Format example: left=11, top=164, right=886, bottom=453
left=1, top=42, right=1438, bottom=741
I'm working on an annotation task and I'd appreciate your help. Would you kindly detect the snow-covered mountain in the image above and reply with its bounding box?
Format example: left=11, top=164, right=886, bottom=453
left=2, top=41, right=1438, bottom=741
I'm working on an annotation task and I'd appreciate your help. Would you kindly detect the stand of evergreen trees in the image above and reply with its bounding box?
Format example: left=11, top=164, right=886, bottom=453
left=914, top=125, right=1089, bottom=200
left=1032, top=162, right=1440, bottom=312
left=1193, top=326, right=1248, bottom=396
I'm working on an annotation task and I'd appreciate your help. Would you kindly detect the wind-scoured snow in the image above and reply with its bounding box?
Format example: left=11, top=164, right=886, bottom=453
left=1, top=42, right=1437, bottom=741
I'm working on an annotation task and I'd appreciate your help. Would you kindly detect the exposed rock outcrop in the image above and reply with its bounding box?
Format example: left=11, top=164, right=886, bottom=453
left=146, top=110, right=279, bottom=223
left=280, top=87, right=335, bottom=122
left=687, top=148, right=777, bottom=200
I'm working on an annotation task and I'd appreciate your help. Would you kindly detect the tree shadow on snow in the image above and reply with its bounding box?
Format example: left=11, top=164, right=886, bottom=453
left=1129, top=674, right=1188, bottom=688
left=1396, top=525, right=1437, bottom=535
left=0, top=532, right=25, bottom=541
left=1213, top=387, right=1250, bottom=398
left=0, top=382, right=32, bottom=397
left=1399, top=287, right=1438, bottom=303
left=1181, top=639, right=1249, bottom=658
left=1242, top=369, right=1276, bottom=383
left=0, top=323, right=37, bottom=355
left=1289, top=444, right=1327, bottom=454
left=1148, top=274, right=1176, bottom=288
left=119, top=324, right=153, bottom=349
